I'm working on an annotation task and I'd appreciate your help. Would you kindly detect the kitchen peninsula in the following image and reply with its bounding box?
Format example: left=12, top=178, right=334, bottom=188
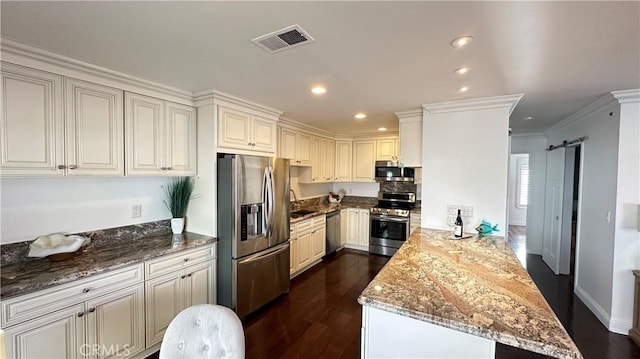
left=358, top=228, right=582, bottom=359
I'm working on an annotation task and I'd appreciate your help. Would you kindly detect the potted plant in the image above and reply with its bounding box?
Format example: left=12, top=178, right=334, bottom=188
left=164, top=177, right=195, bottom=234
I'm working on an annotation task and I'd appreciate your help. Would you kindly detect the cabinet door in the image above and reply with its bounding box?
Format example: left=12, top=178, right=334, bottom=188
left=399, top=120, right=422, bottom=167
left=218, top=106, right=252, bottom=150
left=335, top=141, right=352, bottom=182
left=311, top=226, right=326, bottom=262
left=296, top=133, right=312, bottom=166
left=85, top=285, right=145, bottom=359
left=357, top=209, right=370, bottom=246
left=280, top=128, right=297, bottom=160
left=376, top=139, right=396, bottom=161
left=185, top=261, right=215, bottom=307
left=352, top=141, right=376, bottom=182
left=65, top=78, right=123, bottom=176
left=414, top=167, right=422, bottom=184
left=251, top=116, right=276, bottom=153
left=346, top=209, right=359, bottom=245
left=296, top=231, right=313, bottom=269
left=1, top=63, right=64, bottom=176
left=340, top=209, right=347, bottom=246
left=165, top=102, right=197, bottom=176
left=324, top=139, right=335, bottom=182
left=289, top=237, right=297, bottom=275
left=145, top=273, right=183, bottom=346
left=310, top=136, right=323, bottom=182
left=4, top=303, right=85, bottom=359
left=125, top=92, right=164, bottom=175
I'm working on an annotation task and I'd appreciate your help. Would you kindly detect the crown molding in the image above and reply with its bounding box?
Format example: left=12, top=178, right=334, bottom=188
left=510, top=132, right=546, bottom=140
left=394, top=108, right=423, bottom=123
left=423, top=93, right=524, bottom=115
left=194, top=89, right=282, bottom=118
left=611, top=89, right=640, bottom=103
left=0, top=36, right=193, bottom=103
left=278, top=117, right=335, bottom=138
left=545, top=93, right=618, bottom=133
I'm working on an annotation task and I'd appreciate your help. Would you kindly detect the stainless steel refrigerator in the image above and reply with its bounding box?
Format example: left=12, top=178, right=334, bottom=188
left=216, top=153, right=290, bottom=318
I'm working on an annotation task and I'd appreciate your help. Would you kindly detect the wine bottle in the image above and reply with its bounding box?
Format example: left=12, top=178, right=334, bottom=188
left=454, top=209, right=463, bottom=238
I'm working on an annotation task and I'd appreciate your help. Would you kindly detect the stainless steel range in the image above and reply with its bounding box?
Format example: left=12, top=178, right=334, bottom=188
left=369, top=191, right=416, bottom=256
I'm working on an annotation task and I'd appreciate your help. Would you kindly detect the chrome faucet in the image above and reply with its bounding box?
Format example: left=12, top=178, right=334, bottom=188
left=290, top=189, right=299, bottom=211
left=289, top=189, right=298, bottom=202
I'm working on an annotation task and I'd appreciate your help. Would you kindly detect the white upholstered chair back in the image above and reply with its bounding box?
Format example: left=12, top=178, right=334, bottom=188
left=159, top=304, right=245, bottom=359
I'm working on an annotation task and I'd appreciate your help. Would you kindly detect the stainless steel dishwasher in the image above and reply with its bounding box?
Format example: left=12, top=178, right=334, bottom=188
left=325, top=210, right=341, bottom=256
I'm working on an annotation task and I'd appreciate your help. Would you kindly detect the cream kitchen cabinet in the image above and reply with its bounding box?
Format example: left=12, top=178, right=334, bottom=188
left=322, top=138, right=336, bottom=182
left=299, top=136, right=334, bottom=183
left=414, top=167, right=422, bottom=184
left=279, top=128, right=312, bottom=166
left=334, top=141, right=352, bottom=182
left=397, top=110, right=423, bottom=167
left=125, top=92, right=196, bottom=176
left=340, top=209, right=348, bottom=247
left=218, top=106, right=276, bottom=154
left=2, top=264, right=145, bottom=359
left=295, top=219, right=313, bottom=271
left=144, top=245, right=216, bottom=346
left=352, top=141, right=376, bottom=182
left=290, top=215, right=325, bottom=276
left=410, top=211, right=422, bottom=235
left=289, top=226, right=298, bottom=275
left=376, top=139, right=398, bottom=161
left=1, top=63, right=125, bottom=177
left=345, top=208, right=370, bottom=251
left=311, top=215, right=327, bottom=262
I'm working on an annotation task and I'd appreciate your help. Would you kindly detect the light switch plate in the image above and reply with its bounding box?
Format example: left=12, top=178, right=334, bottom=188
left=132, top=204, right=142, bottom=218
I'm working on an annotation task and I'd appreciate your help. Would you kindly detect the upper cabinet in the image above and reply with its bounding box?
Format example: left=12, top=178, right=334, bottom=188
left=352, top=140, right=376, bottom=182
left=65, top=78, right=124, bottom=176
left=376, top=139, right=398, bottom=161
left=125, top=92, right=196, bottom=176
left=279, top=127, right=311, bottom=166
left=299, top=136, right=334, bottom=183
left=1, top=63, right=124, bottom=177
left=335, top=141, right=352, bottom=182
left=218, top=106, right=276, bottom=154
left=396, top=110, right=423, bottom=167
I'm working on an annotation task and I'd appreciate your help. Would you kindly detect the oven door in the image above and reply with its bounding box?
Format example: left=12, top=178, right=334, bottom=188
left=369, top=214, right=410, bottom=256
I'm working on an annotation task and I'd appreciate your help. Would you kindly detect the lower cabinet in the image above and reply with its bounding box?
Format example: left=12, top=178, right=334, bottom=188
left=1, top=244, right=216, bottom=359
left=290, top=215, right=326, bottom=277
left=410, top=211, right=422, bottom=235
left=3, top=265, right=145, bottom=359
left=345, top=208, right=370, bottom=251
left=340, top=209, right=347, bottom=247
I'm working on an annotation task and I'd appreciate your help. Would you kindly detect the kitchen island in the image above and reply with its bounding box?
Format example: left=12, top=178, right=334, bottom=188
left=358, top=228, right=582, bottom=359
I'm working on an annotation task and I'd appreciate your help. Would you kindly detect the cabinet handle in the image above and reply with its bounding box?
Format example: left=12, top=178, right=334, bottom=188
left=77, top=312, right=84, bottom=318
left=68, top=165, right=77, bottom=170
left=248, top=142, right=252, bottom=145
left=183, top=258, right=189, bottom=262
left=82, top=288, right=90, bottom=293
left=88, top=308, right=95, bottom=313
left=160, top=167, right=167, bottom=171
left=252, top=143, right=256, bottom=146
left=181, top=275, right=186, bottom=279
left=57, top=165, right=67, bottom=169
left=166, top=167, right=172, bottom=171
left=187, top=273, right=192, bottom=277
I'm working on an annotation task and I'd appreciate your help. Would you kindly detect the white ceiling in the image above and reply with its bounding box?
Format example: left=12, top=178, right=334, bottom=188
left=1, top=1, right=638, bottom=134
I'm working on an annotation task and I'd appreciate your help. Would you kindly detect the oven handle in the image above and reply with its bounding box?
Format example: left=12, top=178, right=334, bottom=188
left=370, top=214, right=409, bottom=223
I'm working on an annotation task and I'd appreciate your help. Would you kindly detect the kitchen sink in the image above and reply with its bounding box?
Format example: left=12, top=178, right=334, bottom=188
left=290, top=209, right=317, bottom=218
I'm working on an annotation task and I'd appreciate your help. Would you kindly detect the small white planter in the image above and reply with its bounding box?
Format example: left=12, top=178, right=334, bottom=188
left=171, top=218, right=185, bottom=234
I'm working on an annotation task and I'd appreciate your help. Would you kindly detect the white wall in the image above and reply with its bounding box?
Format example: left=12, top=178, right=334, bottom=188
left=544, top=94, right=620, bottom=331
left=508, top=154, right=528, bottom=226
left=422, top=97, right=518, bottom=236
left=610, top=90, right=640, bottom=334
left=511, top=135, right=547, bottom=255
left=289, top=167, right=334, bottom=200
left=1, top=177, right=172, bottom=244
left=332, top=182, right=379, bottom=198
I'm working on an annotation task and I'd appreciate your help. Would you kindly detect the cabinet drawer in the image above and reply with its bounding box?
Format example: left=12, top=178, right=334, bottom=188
left=2, top=263, right=143, bottom=328
left=145, top=245, right=214, bottom=280
left=295, top=219, right=313, bottom=235
left=312, top=215, right=326, bottom=230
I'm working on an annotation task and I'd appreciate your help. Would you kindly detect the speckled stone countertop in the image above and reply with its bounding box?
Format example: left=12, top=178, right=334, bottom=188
left=290, top=198, right=374, bottom=224
left=358, top=228, right=582, bottom=359
left=1, top=223, right=216, bottom=299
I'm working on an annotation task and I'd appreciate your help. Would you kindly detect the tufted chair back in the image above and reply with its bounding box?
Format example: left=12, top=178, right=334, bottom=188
left=159, top=304, right=245, bottom=359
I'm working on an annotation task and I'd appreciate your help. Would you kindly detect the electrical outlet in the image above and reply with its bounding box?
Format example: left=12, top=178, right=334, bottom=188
left=447, top=204, right=459, bottom=215
left=462, top=205, right=473, bottom=217
left=132, top=204, right=142, bottom=218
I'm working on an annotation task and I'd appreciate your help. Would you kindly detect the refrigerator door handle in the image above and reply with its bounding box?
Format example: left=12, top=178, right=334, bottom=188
left=267, top=165, right=275, bottom=235
left=262, top=166, right=269, bottom=235
left=238, top=241, right=288, bottom=264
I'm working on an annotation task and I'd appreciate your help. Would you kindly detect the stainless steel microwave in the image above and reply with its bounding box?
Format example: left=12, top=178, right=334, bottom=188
left=374, top=161, right=415, bottom=182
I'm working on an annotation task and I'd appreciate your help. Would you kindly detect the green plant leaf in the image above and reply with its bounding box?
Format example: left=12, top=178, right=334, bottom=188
left=164, top=177, right=195, bottom=218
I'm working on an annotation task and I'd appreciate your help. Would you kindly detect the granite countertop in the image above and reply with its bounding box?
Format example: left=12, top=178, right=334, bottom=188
left=290, top=202, right=373, bottom=224
left=358, top=228, right=582, bottom=359
left=1, top=229, right=216, bottom=299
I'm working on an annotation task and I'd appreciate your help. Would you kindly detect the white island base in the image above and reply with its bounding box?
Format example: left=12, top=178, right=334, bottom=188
left=361, top=306, right=496, bottom=359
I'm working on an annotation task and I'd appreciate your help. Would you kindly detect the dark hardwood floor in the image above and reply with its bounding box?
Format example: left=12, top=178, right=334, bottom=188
left=241, top=247, right=640, bottom=359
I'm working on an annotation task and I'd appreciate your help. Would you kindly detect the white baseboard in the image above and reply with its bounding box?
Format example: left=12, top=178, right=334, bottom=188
left=609, top=317, right=633, bottom=335
left=574, top=285, right=612, bottom=331
left=344, top=243, right=368, bottom=252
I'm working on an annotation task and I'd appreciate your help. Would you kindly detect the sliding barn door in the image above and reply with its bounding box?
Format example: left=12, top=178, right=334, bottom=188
left=542, top=148, right=565, bottom=274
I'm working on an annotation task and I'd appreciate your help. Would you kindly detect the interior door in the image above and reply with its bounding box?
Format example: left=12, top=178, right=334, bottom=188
left=542, top=148, right=565, bottom=274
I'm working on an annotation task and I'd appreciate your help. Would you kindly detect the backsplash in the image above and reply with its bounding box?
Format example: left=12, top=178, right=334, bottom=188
left=379, top=182, right=417, bottom=193
left=291, top=195, right=377, bottom=210
left=1, top=220, right=170, bottom=266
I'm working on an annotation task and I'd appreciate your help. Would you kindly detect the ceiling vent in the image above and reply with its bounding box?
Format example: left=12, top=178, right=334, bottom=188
left=251, top=24, right=315, bottom=53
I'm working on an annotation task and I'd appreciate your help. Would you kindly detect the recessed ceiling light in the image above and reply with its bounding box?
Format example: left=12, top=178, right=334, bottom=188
left=378, top=127, right=387, bottom=132
left=453, top=67, right=470, bottom=75
left=354, top=113, right=367, bottom=119
left=451, top=36, right=473, bottom=48
left=457, top=86, right=469, bottom=93
left=311, top=86, right=327, bottom=94
left=523, top=116, right=533, bottom=121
